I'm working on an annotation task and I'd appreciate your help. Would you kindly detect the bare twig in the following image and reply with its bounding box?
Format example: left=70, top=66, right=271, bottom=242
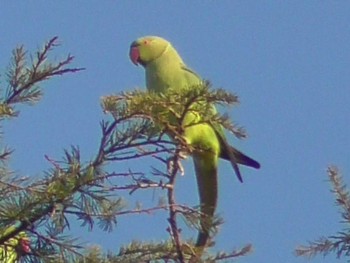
left=166, top=148, right=185, bottom=263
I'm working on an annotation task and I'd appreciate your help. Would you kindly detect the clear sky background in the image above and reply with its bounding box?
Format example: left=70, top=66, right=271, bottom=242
left=0, top=2, right=349, bottom=262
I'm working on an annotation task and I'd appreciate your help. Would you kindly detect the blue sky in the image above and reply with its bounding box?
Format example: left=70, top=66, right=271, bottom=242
left=1, top=1, right=349, bottom=262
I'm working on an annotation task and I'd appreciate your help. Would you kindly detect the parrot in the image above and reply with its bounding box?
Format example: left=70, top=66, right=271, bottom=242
left=0, top=231, right=30, bottom=262
left=129, top=36, right=260, bottom=257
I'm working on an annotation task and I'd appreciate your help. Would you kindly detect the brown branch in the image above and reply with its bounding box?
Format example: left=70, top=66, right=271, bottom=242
left=6, top=37, right=85, bottom=105
left=109, top=180, right=172, bottom=194
left=166, top=149, right=185, bottom=263
left=64, top=204, right=194, bottom=218
left=30, top=228, right=83, bottom=256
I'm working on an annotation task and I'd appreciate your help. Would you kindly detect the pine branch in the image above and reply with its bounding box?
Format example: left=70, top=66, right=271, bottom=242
left=166, top=148, right=185, bottom=263
left=0, top=47, right=251, bottom=262
left=98, top=83, right=249, bottom=262
left=0, top=37, right=87, bottom=261
left=295, top=166, right=350, bottom=260
left=3, top=36, right=84, bottom=116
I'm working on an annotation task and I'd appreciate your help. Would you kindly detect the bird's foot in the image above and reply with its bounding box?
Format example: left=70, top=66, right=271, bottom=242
left=167, top=151, right=187, bottom=176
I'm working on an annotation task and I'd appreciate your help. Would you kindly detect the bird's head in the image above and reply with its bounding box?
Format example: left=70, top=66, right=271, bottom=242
left=129, top=36, right=170, bottom=67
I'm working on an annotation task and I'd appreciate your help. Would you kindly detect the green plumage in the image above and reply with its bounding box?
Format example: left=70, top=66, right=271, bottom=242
left=0, top=230, right=29, bottom=262
left=129, top=36, right=260, bottom=257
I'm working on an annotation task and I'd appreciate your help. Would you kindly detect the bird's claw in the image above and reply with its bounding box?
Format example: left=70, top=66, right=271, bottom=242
left=167, top=152, right=187, bottom=176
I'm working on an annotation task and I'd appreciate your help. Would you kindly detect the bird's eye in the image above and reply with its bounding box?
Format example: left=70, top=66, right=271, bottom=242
left=143, top=40, right=149, bottom=45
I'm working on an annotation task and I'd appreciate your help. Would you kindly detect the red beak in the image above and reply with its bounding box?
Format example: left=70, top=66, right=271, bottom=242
left=20, top=238, right=31, bottom=253
left=129, top=46, right=140, bottom=66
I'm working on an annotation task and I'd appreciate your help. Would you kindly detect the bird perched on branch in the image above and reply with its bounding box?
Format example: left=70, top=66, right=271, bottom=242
left=0, top=231, right=30, bottom=262
left=129, top=35, right=260, bottom=259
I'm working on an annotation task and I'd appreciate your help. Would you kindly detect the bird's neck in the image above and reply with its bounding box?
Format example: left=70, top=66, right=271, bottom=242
left=148, top=45, right=184, bottom=70
left=144, top=45, right=185, bottom=92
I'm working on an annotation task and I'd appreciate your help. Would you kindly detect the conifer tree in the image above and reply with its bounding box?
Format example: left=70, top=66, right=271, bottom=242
left=296, top=166, right=350, bottom=261
left=0, top=37, right=252, bottom=262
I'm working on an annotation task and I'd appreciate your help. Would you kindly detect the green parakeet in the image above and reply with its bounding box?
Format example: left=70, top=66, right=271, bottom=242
left=129, top=36, right=260, bottom=254
left=0, top=230, right=30, bottom=262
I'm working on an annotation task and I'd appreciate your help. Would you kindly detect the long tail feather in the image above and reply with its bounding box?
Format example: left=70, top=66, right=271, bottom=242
left=192, top=153, right=218, bottom=258
left=221, top=146, right=260, bottom=169
left=212, top=125, right=260, bottom=182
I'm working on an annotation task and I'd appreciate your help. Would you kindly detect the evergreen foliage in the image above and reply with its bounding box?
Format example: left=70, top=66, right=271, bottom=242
left=0, top=38, right=251, bottom=262
left=296, top=166, right=350, bottom=261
